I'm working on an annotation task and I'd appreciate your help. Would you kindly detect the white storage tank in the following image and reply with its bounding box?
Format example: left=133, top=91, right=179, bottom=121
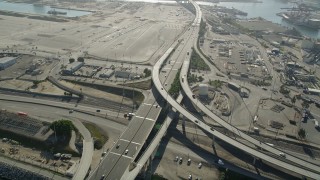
left=199, top=84, right=208, bottom=96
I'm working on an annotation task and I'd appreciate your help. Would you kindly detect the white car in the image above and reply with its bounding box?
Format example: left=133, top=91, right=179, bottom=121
left=217, top=159, right=224, bottom=166
left=125, top=149, right=129, bottom=155
left=279, top=153, right=286, bottom=158
left=198, top=162, right=202, bottom=169
left=175, top=156, right=179, bottom=162
left=187, top=159, right=191, bottom=165
left=188, top=174, right=192, bottom=180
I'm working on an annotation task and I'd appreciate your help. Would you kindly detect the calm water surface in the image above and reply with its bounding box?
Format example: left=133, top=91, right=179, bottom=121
left=199, top=0, right=320, bottom=39
left=0, top=0, right=319, bottom=39
left=0, top=0, right=91, bottom=17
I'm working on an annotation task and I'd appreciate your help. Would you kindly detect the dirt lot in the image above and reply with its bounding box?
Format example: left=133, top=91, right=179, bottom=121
left=0, top=2, right=193, bottom=64
left=255, top=98, right=300, bottom=137
left=29, top=80, right=65, bottom=95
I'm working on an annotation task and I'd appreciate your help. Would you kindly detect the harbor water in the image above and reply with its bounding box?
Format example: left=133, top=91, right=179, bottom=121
left=0, top=0, right=91, bottom=17
left=198, top=0, right=320, bottom=39
left=0, top=0, right=319, bottom=39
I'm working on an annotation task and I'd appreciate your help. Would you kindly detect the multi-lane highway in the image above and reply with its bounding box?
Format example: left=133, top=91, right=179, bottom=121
left=151, top=0, right=320, bottom=179
left=89, top=95, right=162, bottom=180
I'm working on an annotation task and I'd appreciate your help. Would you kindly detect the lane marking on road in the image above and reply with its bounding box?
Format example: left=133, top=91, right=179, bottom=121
left=135, top=116, right=155, bottom=122
left=110, top=152, right=132, bottom=159
left=130, top=141, right=141, bottom=145
left=120, top=139, right=130, bottom=143
left=145, top=118, right=155, bottom=122
left=162, top=68, right=179, bottom=71
left=122, top=155, right=133, bottom=159
left=119, top=139, right=141, bottom=145
left=135, top=115, right=145, bottom=119
left=143, top=103, right=158, bottom=107
left=110, top=152, right=121, bottom=156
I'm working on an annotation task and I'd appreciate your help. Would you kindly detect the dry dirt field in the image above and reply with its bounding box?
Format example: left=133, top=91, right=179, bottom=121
left=0, top=2, right=194, bottom=65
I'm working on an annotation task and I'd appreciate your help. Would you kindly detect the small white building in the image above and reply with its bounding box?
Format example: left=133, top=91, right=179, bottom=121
left=199, top=84, right=209, bottom=96
left=62, top=61, right=84, bottom=75
left=0, top=57, right=17, bottom=70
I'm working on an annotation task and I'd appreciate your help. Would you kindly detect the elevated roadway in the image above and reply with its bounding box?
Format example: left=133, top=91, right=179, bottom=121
left=180, top=45, right=320, bottom=176
left=152, top=0, right=320, bottom=179
left=181, top=0, right=320, bottom=177
left=89, top=95, right=162, bottom=180
left=152, top=36, right=320, bottom=180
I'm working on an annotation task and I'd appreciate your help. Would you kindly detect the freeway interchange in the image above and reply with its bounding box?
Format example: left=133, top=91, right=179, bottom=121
left=1, top=1, right=320, bottom=180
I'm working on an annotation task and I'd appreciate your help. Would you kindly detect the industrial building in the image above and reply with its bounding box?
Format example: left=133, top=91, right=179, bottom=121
left=0, top=57, right=17, bottom=70
left=99, top=69, right=114, bottom=78
left=62, top=62, right=84, bottom=75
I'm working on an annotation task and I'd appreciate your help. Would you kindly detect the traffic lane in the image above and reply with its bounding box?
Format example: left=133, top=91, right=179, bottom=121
left=111, top=140, right=130, bottom=156
left=93, top=153, right=120, bottom=179
left=120, top=118, right=145, bottom=140
left=132, top=120, right=155, bottom=143
left=94, top=138, right=131, bottom=178
left=106, top=157, right=132, bottom=180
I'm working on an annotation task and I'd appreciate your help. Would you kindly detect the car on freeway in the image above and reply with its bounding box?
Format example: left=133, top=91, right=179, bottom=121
left=100, top=174, right=105, bottom=180
left=187, top=159, right=191, bottom=165
left=279, top=153, right=286, bottom=158
left=217, top=159, right=224, bottom=166
left=175, top=156, right=179, bottom=162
